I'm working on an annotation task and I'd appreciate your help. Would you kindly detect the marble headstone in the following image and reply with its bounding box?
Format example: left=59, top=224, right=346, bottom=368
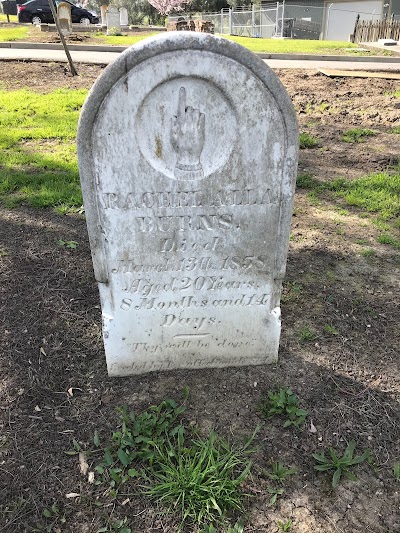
left=77, top=33, right=298, bottom=376
left=119, top=7, right=128, bottom=26
left=106, top=5, right=120, bottom=33
left=57, top=1, right=72, bottom=35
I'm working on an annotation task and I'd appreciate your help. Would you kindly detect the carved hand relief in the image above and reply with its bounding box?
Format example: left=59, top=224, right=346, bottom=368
left=135, top=78, right=237, bottom=181
left=171, top=87, right=205, bottom=180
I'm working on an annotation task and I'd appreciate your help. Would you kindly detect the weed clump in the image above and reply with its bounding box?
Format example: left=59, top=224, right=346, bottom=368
left=341, top=128, right=375, bottom=143
left=313, top=440, right=369, bottom=488
left=93, top=399, right=256, bottom=530
left=299, top=132, right=319, bottom=149
left=258, top=388, right=308, bottom=428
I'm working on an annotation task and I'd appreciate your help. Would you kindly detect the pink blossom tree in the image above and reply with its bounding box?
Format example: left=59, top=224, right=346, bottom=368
left=147, top=0, right=188, bottom=15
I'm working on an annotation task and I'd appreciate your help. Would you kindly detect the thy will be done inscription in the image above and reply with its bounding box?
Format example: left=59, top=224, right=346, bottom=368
left=78, top=33, right=298, bottom=376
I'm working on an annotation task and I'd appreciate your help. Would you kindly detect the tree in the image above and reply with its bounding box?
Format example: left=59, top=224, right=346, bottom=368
left=147, top=0, right=188, bottom=16
left=186, top=0, right=229, bottom=12
left=85, top=0, right=165, bottom=25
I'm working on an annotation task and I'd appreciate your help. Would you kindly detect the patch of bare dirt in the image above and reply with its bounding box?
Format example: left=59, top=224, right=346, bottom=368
left=0, top=63, right=399, bottom=533
left=0, top=60, right=106, bottom=91
left=25, top=31, right=95, bottom=44
left=278, top=69, right=400, bottom=180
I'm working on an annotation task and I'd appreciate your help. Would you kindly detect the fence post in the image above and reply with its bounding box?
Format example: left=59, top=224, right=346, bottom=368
left=228, top=8, right=232, bottom=34
left=251, top=3, right=256, bottom=37
left=281, top=0, right=285, bottom=37
left=275, top=2, right=279, bottom=37
left=352, top=14, right=360, bottom=43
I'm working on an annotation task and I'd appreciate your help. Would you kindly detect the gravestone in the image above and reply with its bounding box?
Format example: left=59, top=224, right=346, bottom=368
left=106, top=5, right=120, bottom=33
left=100, top=4, right=107, bottom=26
left=77, top=33, right=298, bottom=376
left=119, top=7, right=128, bottom=26
left=57, top=1, right=72, bottom=35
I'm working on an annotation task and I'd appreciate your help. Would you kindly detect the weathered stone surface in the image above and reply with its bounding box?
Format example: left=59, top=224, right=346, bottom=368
left=106, top=5, right=120, bottom=33
left=119, top=7, right=128, bottom=26
left=57, top=1, right=72, bottom=35
left=77, top=33, right=298, bottom=376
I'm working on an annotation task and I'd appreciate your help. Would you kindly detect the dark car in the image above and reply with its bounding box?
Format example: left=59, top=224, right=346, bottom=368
left=17, top=0, right=99, bottom=25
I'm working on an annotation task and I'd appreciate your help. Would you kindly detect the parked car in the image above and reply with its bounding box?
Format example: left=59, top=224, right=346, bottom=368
left=17, top=0, right=99, bottom=25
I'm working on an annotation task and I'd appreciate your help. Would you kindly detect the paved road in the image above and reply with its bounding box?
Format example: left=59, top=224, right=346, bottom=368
left=0, top=47, right=399, bottom=70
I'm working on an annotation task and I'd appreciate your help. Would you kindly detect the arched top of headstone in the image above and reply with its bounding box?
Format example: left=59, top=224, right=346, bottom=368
left=107, top=4, right=119, bottom=13
left=79, top=33, right=297, bottom=150
left=57, top=1, right=71, bottom=15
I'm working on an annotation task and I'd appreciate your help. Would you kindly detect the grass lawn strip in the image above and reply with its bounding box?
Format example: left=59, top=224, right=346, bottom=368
left=0, top=26, right=29, bottom=41
left=0, top=14, right=18, bottom=22
left=0, top=27, right=384, bottom=56
left=97, top=33, right=364, bottom=55
left=0, top=88, right=85, bottom=208
left=297, top=172, right=400, bottom=248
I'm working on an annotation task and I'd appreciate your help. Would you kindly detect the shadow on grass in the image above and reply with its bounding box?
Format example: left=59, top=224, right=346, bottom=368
left=0, top=88, right=86, bottom=207
left=0, top=147, right=81, bottom=208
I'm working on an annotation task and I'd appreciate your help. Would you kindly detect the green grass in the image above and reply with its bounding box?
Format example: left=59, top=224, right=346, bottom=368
left=93, top=399, right=256, bottom=530
left=341, top=128, right=376, bottom=143
left=258, top=388, right=308, bottom=428
left=296, top=171, right=400, bottom=249
left=0, top=26, right=29, bottom=41
left=296, top=173, right=319, bottom=189
left=0, top=88, right=86, bottom=208
left=313, top=440, right=369, bottom=489
left=377, top=233, right=400, bottom=248
left=328, top=174, right=400, bottom=220
left=361, top=248, right=376, bottom=258
left=299, top=132, right=319, bottom=149
left=298, top=325, right=317, bottom=342
left=0, top=14, right=18, bottom=22
left=147, top=431, right=253, bottom=526
left=297, top=172, right=399, bottom=220
left=93, top=32, right=359, bottom=55
left=224, top=36, right=360, bottom=54
left=94, top=31, right=157, bottom=45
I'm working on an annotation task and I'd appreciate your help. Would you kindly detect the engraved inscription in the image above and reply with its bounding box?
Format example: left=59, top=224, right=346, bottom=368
left=161, top=314, right=215, bottom=329
left=171, top=87, right=206, bottom=181
left=135, top=214, right=236, bottom=232
left=109, top=353, right=271, bottom=374
left=100, top=189, right=274, bottom=210
left=122, top=276, right=262, bottom=296
left=120, top=293, right=270, bottom=311
left=159, top=237, right=220, bottom=253
left=112, top=255, right=270, bottom=274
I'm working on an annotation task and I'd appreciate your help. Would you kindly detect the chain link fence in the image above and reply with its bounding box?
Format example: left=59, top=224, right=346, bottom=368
left=169, top=2, right=389, bottom=41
